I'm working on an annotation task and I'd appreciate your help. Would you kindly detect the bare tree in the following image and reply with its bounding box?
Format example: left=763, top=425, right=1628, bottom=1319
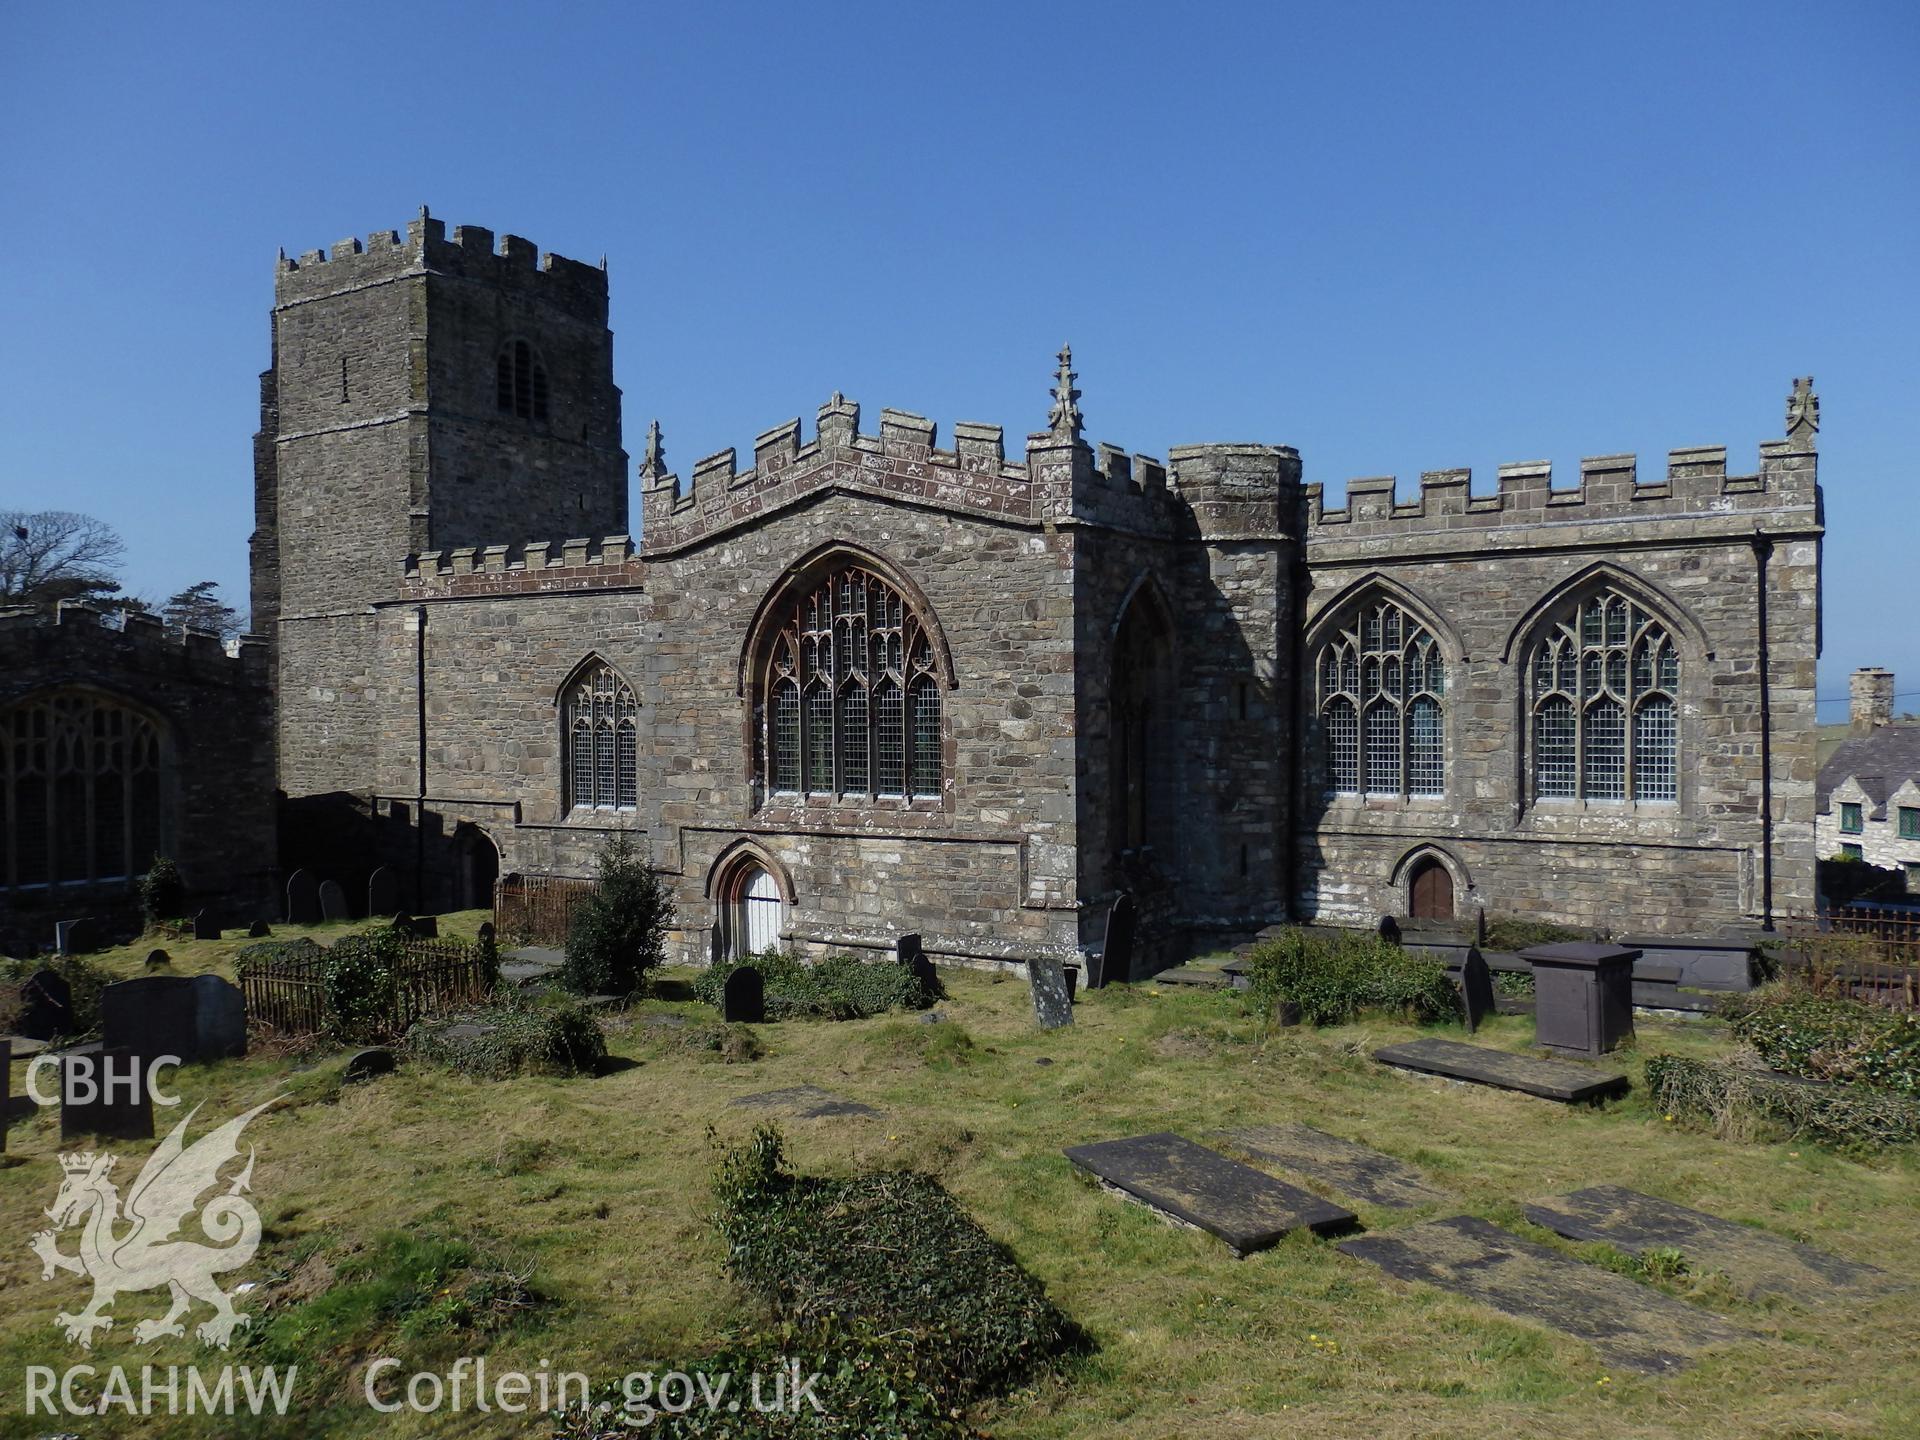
left=1, top=510, right=128, bottom=604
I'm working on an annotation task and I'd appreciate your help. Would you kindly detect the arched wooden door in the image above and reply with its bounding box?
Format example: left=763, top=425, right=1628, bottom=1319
left=1408, top=857, right=1455, bottom=921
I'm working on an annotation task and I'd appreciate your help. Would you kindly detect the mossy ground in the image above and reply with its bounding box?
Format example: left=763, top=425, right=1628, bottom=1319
left=2, top=916, right=1915, bottom=1438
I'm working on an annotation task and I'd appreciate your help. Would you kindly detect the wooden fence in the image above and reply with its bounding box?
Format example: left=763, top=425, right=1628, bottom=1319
left=494, top=872, right=597, bottom=948
left=238, top=937, right=496, bottom=1037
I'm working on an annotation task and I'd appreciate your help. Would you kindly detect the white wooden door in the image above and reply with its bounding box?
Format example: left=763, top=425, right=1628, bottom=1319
left=741, top=868, right=783, bottom=956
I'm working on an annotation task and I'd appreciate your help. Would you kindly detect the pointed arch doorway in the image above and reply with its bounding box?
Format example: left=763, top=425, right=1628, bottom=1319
left=737, top=867, right=784, bottom=957
left=1408, top=856, right=1455, bottom=921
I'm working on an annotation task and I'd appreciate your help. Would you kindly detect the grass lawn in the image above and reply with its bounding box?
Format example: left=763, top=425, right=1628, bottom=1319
left=2, top=919, right=1917, bottom=1438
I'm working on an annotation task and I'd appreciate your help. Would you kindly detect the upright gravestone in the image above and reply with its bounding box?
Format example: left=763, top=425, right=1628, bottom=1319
left=367, top=866, right=398, bottom=918
left=1096, top=893, right=1136, bottom=989
left=247, top=919, right=273, bottom=939
left=895, top=932, right=939, bottom=999
left=192, top=909, right=221, bottom=941
left=1455, top=947, right=1496, bottom=1033
left=477, top=921, right=497, bottom=948
left=1, top=1037, right=10, bottom=1154
left=55, top=919, right=97, bottom=956
left=318, top=879, right=351, bottom=924
left=145, top=949, right=172, bottom=972
left=60, top=1045, right=154, bottom=1142
left=101, top=976, right=200, bottom=1070
left=285, top=870, right=320, bottom=926
left=1378, top=915, right=1403, bottom=947
left=1029, top=956, right=1074, bottom=1030
left=721, top=966, right=765, bottom=1024
left=18, top=970, right=73, bottom=1042
left=190, top=975, right=248, bottom=1060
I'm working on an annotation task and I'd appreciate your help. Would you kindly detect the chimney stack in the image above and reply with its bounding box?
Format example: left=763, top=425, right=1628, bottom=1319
left=1850, top=667, right=1895, bottom=733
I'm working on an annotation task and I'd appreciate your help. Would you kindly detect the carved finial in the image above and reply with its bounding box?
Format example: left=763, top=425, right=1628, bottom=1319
left=639, top=419, right=667, bottom=482
left=1047, top=344, right=1083, bottom=441
left=419, top=204, right=431, bottom=220
left=830, top=390, right=845, bottom=408
left=1786, top=375, right=1819, bottom=446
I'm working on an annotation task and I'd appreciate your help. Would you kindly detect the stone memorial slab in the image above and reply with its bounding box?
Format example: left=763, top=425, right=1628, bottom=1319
left=896, top=933, right=940, bottom=998
left=56, top=918, right=98, bottom=955
left=247, top=919, right=273, bottom=939
left=730, top=1085, right=882, bottom=1120
left=1338, top=1215, right=1751, bottom=1374
left=1453, top=947, right=1496, bottom=1033
left=1524, top=942, right=1637, bottom=1056
left=190, top=975, right=248, bottom=1061
left=191, top=909, right=221, bottom=941
left=60, top=1046, right=155, bottom=1143
left=1374, top=1037, right=1628, bottom=1104
left=145, top=949, right=172, bottom=971
left=391, top=913, right=437, bottom=939
left=1064, top=1132, right=1355, bottom=1255
left=318, top=879, right=351, bottom=923
left=101, top=977, right=199, bottom=1069
left=1523, top=1185, right=1896, bottom=1301
left=721, top=966, right=765, bottom=1024
left=367, top=866, right=399, bottom=918
left=19, top=969, right=73, bottom=1041
left=1, top=1037, right=9, bottom=1153
left=1096, top=893, right=1136, bottom=987
left=1212, top=1123, right=1451, bottom=1210
left=285, top=870, right=320, bottom=926
left=1028, top=956, right=1074, bottom=1030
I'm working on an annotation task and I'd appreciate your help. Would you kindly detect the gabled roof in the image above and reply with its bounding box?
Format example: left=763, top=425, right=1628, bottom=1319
left=1817, top=724, right=1920, bottom=818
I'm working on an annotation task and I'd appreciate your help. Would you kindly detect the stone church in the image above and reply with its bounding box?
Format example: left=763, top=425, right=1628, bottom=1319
left=247, top=211, right=1824, bottom=972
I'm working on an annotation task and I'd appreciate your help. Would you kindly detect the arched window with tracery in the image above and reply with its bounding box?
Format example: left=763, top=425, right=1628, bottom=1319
left=495, top=340, right=550, bottom=422
left=759, top=565, right=943, bottom=804
left=565, top=664, right=638, bottom=813
left=1316, top=599, right=1446, bottom=798
left=1528, top=588, right=1679, bottom=804
left=1, top=692, right=163, bottom=892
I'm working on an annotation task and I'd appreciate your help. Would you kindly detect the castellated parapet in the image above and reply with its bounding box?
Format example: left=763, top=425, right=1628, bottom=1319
left=401, top=534, right=644, bottom=598
left=0, top=603, right=269, bottom=675
left=274, top=211, right=608, bottom=322
left=1307, top=430, right=1818, bottom=545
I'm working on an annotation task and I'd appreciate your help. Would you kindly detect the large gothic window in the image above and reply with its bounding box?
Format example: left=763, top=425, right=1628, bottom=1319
left=1528, top=589, right=1679, bottom=804
left=565, top=664, right=638, bottom=813
left=759, top=565, right=943, bottom=803
left=1, top=692, right=163, bottom=892
left=1317, top=600, right=1446, bottom=798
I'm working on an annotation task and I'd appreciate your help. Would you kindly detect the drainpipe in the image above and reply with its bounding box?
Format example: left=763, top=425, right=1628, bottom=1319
left=1752, top=534, right=1775, bottom=932
left=414, top=604, right=428, bottom=907
left=1283, top=548, right=1307, bottom=921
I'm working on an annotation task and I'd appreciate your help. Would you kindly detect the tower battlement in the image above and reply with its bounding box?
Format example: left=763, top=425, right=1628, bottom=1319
left=400, top=534, right=644, bottom=598
left=274, top=211, right=607, bottom=321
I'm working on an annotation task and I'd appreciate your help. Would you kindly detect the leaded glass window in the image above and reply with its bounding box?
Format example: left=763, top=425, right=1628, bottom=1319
left=1, top=692, right=164, bottom=892
left=760, top=565, right=942, bottom=803
left=565, top=665, right=639, bottom=812
left=1317, top=600, right=1446, bottom=797
left=1527, top=588, right=1680, bottom=804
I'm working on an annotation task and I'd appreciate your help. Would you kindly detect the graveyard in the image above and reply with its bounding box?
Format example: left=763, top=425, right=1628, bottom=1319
left=2, top=916, right=1917, bottom=1438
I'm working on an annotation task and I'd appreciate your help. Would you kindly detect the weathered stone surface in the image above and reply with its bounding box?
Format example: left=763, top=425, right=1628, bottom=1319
left=1065, top=1132, right=1355, bottom=1254
left=1453, top=947, right=1496, bottom=1033
left=730, top=1085, right=882, bottom=1120
left=1526, top=943, right=1637, bottom=1056
left=1213, top=1123, right=1450, bottom=1210
left=1028, top=957, right=1074, bottom=1030
left=1522, top=1185, right=1896, bottom=1301
left=1374, top=1037, right=1629, bottom=1103
left=1339, top=1215, right=1752, bottom=1373
left=100, top=975, right=247, bottom=1065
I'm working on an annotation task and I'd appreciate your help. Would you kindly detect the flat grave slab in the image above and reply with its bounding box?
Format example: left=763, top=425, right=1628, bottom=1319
left=1339, top=1215, right=1750, bottom=1373
left=1523, top=1185, right=1897, bottom=1301
left=1148, top=966, right=1231, bottom=990
left=1212, top=1123, right=1450, bottom=1210
left=1064, top=1131, right=1355, bottom=1255
left=1374, top=1037, right=1628, bottom=1103
left=730, top=1085, right=882, bottom=1120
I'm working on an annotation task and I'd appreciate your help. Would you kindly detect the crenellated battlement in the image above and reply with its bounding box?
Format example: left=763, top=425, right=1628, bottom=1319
left=400, top=534, right=644, bottom=598
left=0, top=603, right=269, bottom=677
left=274, top=209, right=607, bottom=320
left=1306, top=399, right=1819, bottom=547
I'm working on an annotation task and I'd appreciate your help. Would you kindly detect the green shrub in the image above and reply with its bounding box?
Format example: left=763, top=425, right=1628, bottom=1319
left=404, top=996, right=608, bottom=1079
left=1482, top=916, right=1591, bottom=952
left=234, top=937, right=326, bottom=971
left=321, top=926, right=407, bottom=1044
left=693, top=949, right=942, bottom=1020
left=1243, top=928, right=1460, bottom=1028
left=709, top=1126, right=1078, bottom=1408
left=0, top=954, right=116, bottom=1037
left=137, top=855, right=187, bottom=924
left=1724, top=990, right=1920, bottom=1095
left=562, top=835, right=675, bottom=996
left=1646, top=1053, right=1920, bottom=1149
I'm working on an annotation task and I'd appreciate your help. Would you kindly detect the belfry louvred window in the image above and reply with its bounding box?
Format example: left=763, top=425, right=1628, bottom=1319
left=760, top=565, right=943, bottom=803
left=1527, top=588, right=1679, bottom=804
left=495, top=340, right=549, bottom=422
left=566, top=665, right=638, bottom=812
left=1315, top=599, right=1446, bottom=799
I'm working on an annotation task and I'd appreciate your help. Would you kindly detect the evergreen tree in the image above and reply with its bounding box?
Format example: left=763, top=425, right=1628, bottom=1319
left=561, top=833, right=675, bottom=995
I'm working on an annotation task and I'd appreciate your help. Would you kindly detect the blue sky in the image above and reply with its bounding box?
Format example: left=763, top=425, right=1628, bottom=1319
left=3, top=1, right=1914, bottom=721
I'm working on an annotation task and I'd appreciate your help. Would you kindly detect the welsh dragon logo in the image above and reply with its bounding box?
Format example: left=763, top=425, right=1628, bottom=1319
left=30, top=1098, right=277, bottom=1350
